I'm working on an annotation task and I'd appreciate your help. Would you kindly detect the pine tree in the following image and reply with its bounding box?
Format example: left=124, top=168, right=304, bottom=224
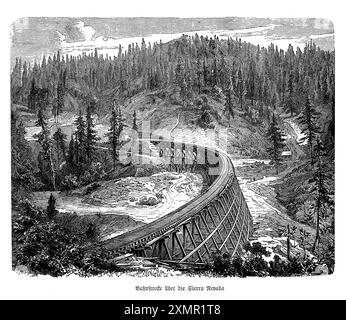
left=85, top=104, right=99, bottom=164
left=218, top=54, right=228, bottom=91
left=223, top=79, right=236, bottom=126
left=211, top=56, right=218, bottom=86
left=37, top=128, right=56, bottom=190
left=21, top=61, right=28, bottom=94
left=266, top=114, right=286, bottom=174
left=46, top=193, right=57, bottom=219
left=27, top=79, right=37, bottom=112
left=196, top=58, right=204, bottom=93
left=283, top=73, right=299, bottom=117
left=74, top=110, right=87, bottom=168
left=52, top=127, right=67, bottom=164
left=175, top=58, right=188, bottom=106
left=11, top=112, right=38, bottom=201
left=297, top=95, right=321, bottom=161
left=106, top=103, right=125, bottom=170
left=247, top=60, right=256, bottom=105
left=10, top=58, right=22, bottom=102
left=311, top=139, right=334, bottom=251
left=236, top=68, right=247, bottom=110
left=67, top=135, right=76, bottom=171
left=54, top=75, right=65, bottom=123
left=34, top=108, right=56, bottom=190
left=35, top=108, right=47, bottom=129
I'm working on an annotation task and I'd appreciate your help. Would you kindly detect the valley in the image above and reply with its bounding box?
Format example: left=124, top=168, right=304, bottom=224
left=11, top=17, right=335, bottom=277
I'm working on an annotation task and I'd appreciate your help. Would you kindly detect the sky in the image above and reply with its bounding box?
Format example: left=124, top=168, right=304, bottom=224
left=10, top=17, right=334, bottom=67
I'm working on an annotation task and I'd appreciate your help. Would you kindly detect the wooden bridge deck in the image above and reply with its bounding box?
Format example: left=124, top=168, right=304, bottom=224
left=91, top=139, right=253, bottom=265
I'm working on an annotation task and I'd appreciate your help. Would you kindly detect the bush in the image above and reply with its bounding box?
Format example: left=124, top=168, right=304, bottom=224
left=211, top=242, right=316, bottom=277
left=12, top=201, right=117, bottom=277
left=61, top=162, right=106, bottom=191
left=62, top=174, right=80, bottom=191
left=243, top=241, right=271, bottom=257
left=79, top=162, right=106, bottom=186
left=197, top=110, right=214, bottom=129
left=213, top=252, right=232, bottom=275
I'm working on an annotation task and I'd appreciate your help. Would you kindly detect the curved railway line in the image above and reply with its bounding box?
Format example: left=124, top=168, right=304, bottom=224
left=92, top=138, right=253, bottom=265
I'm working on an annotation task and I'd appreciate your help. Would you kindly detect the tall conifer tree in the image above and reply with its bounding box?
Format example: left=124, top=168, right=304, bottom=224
left=266, top=114, right=286, bottom=174
left=106, top=103, right=125, bottom=170
left=297, top=95, right=321, bottom=161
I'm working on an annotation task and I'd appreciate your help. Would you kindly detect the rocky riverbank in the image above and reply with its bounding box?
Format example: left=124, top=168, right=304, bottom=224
left=32, top=171, right=205, bottom=241
left=234, top=159, right=318, bottom=264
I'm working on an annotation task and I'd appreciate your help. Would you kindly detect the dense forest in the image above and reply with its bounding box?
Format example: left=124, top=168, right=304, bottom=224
left=11, top=34, right=335, bottom=115
left=11, top=33, right=335, bottom=276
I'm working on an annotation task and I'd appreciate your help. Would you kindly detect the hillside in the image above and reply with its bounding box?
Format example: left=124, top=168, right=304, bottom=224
left=18, top=89, right=275, bottom=161
left=11, top=30, right=335, bottom=276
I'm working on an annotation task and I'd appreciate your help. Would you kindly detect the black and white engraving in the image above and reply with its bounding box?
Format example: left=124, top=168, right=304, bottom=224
left=11, top=17, right=335, bottom=277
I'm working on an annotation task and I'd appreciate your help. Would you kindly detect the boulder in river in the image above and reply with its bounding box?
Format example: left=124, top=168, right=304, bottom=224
left=137, top=195, right=160, bottom=206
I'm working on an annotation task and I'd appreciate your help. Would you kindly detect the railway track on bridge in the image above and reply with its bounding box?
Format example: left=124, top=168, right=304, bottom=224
left=91, top=139, right=253, bottom=265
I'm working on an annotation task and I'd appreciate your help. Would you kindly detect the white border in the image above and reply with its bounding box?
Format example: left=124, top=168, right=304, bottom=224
left=1, top=0, right=344, bottom=300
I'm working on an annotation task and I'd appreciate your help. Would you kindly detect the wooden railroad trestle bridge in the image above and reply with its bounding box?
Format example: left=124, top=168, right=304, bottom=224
left=94, top=139, right=253, bottom=266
